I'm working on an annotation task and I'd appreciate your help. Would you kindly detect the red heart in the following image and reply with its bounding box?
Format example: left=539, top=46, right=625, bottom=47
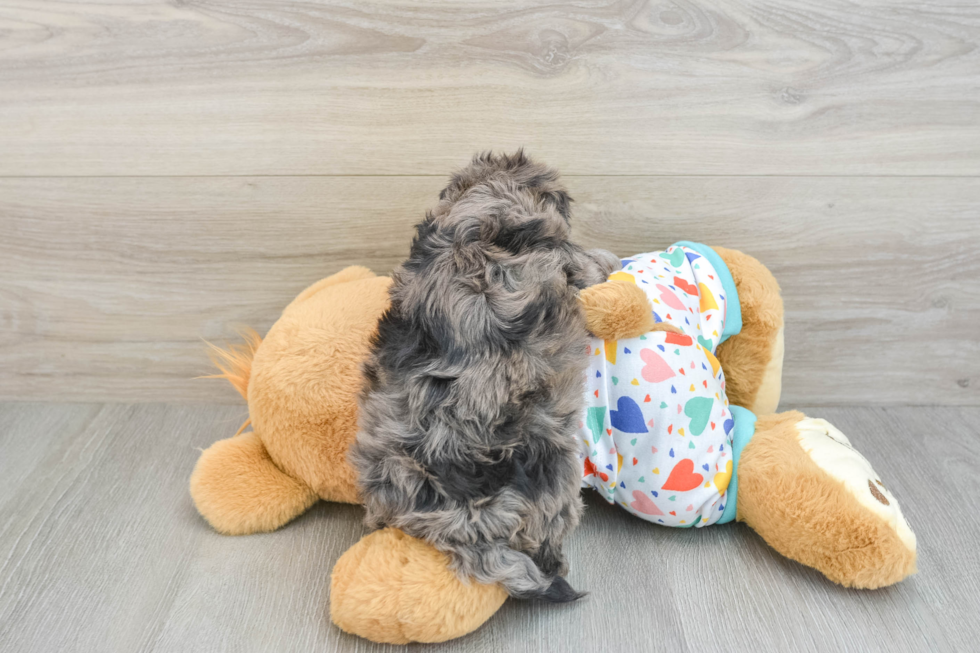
left=594, top=390, right=599, bottom=398
left=632, top=457, right=638, bottom=466
left=672, top=276, right=698, bottom=295
left=662, top=459, right=705, bottom=492
left=583, top=458, right=597, bottom=478
left=607, top=429, right=612, bottom=435
left=667, top=424, right=673, bottom=434
left=710, top=421, right=716, bottom=430
left=669, top=510, right=676, bottom=516
left=664, top=332, right=693, bottom=346
left=644, top=394, right=651, bottom=402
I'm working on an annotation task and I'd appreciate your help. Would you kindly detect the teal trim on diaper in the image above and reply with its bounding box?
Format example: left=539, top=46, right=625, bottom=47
left=717, top=406, right=757, bottom=524
left=672, top=241, right=742, bottom=344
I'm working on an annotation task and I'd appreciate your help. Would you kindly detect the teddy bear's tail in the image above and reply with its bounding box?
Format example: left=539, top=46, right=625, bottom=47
left=202, top=329, right=262, bottom=435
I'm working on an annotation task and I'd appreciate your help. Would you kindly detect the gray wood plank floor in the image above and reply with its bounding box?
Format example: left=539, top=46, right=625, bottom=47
left=0, top=402, right=976, bottom=652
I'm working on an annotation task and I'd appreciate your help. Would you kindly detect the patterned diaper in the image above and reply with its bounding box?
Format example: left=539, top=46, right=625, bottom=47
left=575, top=242, right=756, bottom=527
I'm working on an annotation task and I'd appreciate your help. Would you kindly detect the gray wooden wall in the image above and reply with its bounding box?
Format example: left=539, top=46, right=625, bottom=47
left=2, top=1, right=978, bottom=406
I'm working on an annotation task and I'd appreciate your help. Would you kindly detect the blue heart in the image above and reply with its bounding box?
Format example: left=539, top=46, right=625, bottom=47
left=596, top=371, right=601, bottom=378
left=652, top=491, right=659, bottom=497
left=609, top=396, right=648, bottom=433
left=606, top=464, right=613, bottom=471
left=702, top=464, right=710, bottom=472
left=685, top=252, right=701, bottom=264
left=621, top=259, right=635, bottom=268
left=724, top=419, right=734, bottom=435
left=657, top=344, right=665, bottom=352
left=623, top=347, right=631, bottom=354
left=669, top=448, right=675, bottom=458
left=670, top=385, right=677, bottom=394
left=620, top=482, right=626, bottom=488
left=653, top=312, right=662, bottom=323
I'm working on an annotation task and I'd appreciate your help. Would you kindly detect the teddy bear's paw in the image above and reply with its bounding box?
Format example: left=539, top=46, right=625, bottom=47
left=795, top=418, right=916, bottom=555
left=190, top=432, right=318, bottom=535
left=330, top=528, right=507, bottom=644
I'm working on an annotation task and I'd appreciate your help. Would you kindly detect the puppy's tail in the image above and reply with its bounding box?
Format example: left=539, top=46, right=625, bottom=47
left=471, top=544, right=584, bottom=603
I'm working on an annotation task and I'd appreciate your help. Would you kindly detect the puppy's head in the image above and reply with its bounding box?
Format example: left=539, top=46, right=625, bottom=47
left=427, top=150, right=573, bottom=254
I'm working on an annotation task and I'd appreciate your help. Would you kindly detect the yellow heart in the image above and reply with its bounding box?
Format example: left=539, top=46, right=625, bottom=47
left=631, top=378, right=639, bottom=386
left=653, top=467, right=660, bottom=474
left=604, top=339, right=617, bottom=365
left=678, top=427, right=685, bottom=436
left=714, top=460, right=733, bottom=494
left=608, top=271, right=636, bottom=284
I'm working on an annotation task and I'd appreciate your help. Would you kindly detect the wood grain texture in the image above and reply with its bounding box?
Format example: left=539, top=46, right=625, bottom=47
left=2, top=175, right=977, bottom=405
left=0, top=1, right=978, bottom=176
left=0, top=403, right=977, bottom=652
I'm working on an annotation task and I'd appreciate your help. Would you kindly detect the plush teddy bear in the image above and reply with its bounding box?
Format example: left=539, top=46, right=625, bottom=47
left=190, top=245, right=916, bottom=645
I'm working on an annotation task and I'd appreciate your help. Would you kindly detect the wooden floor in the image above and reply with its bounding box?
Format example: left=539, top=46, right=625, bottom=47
left=0, top=402, right=977, bottom=652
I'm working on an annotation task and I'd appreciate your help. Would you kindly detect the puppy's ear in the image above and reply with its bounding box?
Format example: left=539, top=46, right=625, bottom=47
left=539, top=189, right=572, bottom=222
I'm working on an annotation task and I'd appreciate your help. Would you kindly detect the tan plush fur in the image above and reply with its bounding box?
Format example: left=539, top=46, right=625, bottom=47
left=190, top=266, right=390, bottom=535
left=331, top=528, right=508, bottom=644
left=712, top=246, right=785, bottom=415
left=190, top=432, right=318, bottom=535
left=190, top=251, right=913, bottom=645
left=579, top=280, right=656, bottom=340
left=737, top=412, right=917, bottom=589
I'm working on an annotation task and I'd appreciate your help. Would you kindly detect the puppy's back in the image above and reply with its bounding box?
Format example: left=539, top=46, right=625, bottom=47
left=353, top=151, right=614, bottom=601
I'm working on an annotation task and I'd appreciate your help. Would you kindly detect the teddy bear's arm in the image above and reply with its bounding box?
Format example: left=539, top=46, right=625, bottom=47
left=579, top=280, right=656, bottom=340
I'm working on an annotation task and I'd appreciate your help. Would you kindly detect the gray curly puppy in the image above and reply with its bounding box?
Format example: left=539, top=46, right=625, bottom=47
left=350, top=151, right=618, bottom=602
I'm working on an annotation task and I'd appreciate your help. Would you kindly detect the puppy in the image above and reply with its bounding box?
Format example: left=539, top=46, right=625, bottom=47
left=351, top=151, right=618, bottom=601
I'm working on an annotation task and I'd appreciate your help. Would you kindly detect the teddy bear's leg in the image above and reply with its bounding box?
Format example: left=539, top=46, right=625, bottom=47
left=710, top=246, right=784, bottom=414
left=190, top=431, right=318, bottom=535
left=330, top=528, right=508, bottom=644
left=736, top=411, right=916, bottom=588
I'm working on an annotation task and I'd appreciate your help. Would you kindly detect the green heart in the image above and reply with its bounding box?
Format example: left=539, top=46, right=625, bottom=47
left=688, top=441, right=696, bottom=449
left=586, top=406, right=607, bottom=444
left=612, top=377, right=619, bottom=385
left=639, top=335, right=647, bottom=340
left=638, top=476, right=645, bottom=483
left=664, top=248, right=685, bottom=267
left=659, top=401, right=668, bottom=409
left=684, top=397, right=713, bottom=435
left=697, top=336, right=713, bottom=351
left=630, top=438, right=637, bottom=446
left=669, top=495, right=676, bottom=501
left=674, top=349, right=681, bottom=355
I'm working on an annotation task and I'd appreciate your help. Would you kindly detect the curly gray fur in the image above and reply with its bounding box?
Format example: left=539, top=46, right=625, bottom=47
left=350, top=151, right=618, bottom=601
